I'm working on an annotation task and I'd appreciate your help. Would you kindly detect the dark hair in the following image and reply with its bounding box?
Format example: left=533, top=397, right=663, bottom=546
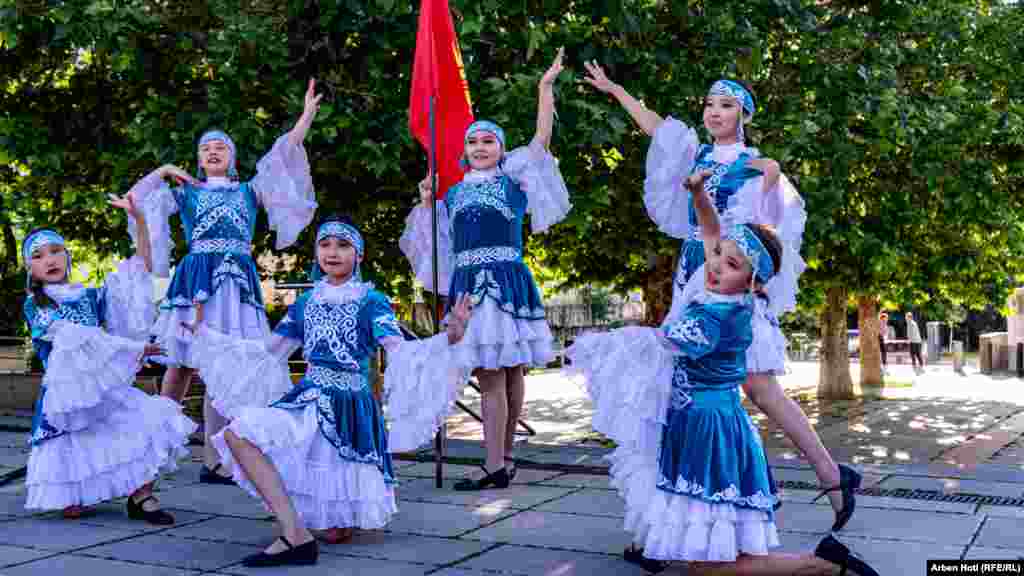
left=745, top=223, right=782, bottom=281
left=22, top=227, right=62, bottom=310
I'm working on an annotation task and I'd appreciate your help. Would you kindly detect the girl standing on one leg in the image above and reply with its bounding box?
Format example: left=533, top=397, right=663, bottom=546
left=566, top=171, right=880, bottom=576
left=22, top=195, right=196, bottom=523
left=399, top=48, right=571, bottom=490
left=127, top=80, right=321, bottom=484
left=191, top=216, right=475, bottom=567
left=584, top=62, right=861, bottom=532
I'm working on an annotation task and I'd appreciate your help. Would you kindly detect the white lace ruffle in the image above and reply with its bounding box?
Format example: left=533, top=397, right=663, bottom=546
left=251, top=133, right=318, bottom=250
left=565, top=327, right=673, bottom=455
left=643, top=117, right=701, bottom=239
left=102, top=255, right=155, bottom=342
left=607, top=447, right=779, bottom=562
left=384, top=334, right=471, bottom=453
left=151, top=281, right=270, bottom=367
left=760, top=175, right=807, bottom=317
left=127, top=171, right=177, bottom=278
left=26, top=388, right=195, bottom=510
left=747, top=297, right=788, bottom=375
left=192, top=326, right=294, bottom=419
left=399, top=201, right=453, bottom=295
left=40, top=324, right=144, bottom=431
left=212, top=403, right=398, bottom=530
left=502, top=140, right=571, bottom=233
left=454, top=297, right=554, bottom=369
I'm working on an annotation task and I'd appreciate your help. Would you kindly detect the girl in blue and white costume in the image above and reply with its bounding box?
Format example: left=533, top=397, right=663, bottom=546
left=127, top=80, right=322, bottom=484
left=584, top=63, right=861, bottom=533
left=192, top=217, right=475, bottom=568
left=567, top=174, right=880, bottom=576
left=400, top=49, right=570, bottom=491
left=21, top=195, right=196, bottom=524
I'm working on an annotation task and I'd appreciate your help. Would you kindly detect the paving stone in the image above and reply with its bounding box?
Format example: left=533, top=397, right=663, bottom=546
left=979, top=505, right=1024, bottom=519
left=220, top=554, right=431, bottom=576
left=321, top=531, right=491, bottom=566
left=964, top=546, right=1024, bottom=559
left=430, top=569, right=493, bottom=576
left=776, top=489, right=821, bottom=504
left=880, top=476, right=1024, bottom=498
left=825, top=535, right=965, bottom=575
left=396, top=478, right=574, bottom=510
left=533, top=489, right=624, bottom=518
left=397, top=462, right=479, bottom=480
left=0, top=445, right=28, bottom=468
left=0, top=544, right=52, bottom=568
left=158, top=483, right=270, bottom=519
left=465, top=510, right=631, bottom=554
left=0, top=431, right=28, bottom=448
left=80, top=533, right=261, bottom=572
left=455, top=544, right=646, bottom=575
left=164, top=516, right=278, bottom=546
left=773, top=531, right=823, bottom=554
left=518, top=447, right=610, bottom=468
left=0, top=517, right=141, bottom=551
left=536, top=474, right=614, bottom=490
left=773, top=502, right=982, bottom=544
left=0, top=493, right=35, bottom=517
left=1, top=554, right=200, bottom=575
left=975, top=516, right=1024, bottom=549
left=385, top=501, right=513, bottom=538
left=851, top=494, right=976, bottom=514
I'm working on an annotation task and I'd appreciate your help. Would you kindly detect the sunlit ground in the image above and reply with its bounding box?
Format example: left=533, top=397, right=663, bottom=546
left=445, top=360, right=1024, bottom=470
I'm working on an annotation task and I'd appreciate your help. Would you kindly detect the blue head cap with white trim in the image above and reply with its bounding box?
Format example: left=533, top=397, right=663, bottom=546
left=197, top=130, right=238, bottom=180
left=724, top=224, right=776, bottom=285
left=311, top=219, right=365, bottom=282
left=22, top=229, right=71, bottom=284
left=460, top=120, right=506, bottom=170
left=708, top=80, right=755, bottom=143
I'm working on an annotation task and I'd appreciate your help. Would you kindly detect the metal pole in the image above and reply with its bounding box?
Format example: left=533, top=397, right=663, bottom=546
left=430, top=95, right=445, bottom=488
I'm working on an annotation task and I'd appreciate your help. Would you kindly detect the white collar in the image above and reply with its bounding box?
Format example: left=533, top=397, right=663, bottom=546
left=710, top=142, right=747, bottom=164
left=462, top=167, right=500, bottom=183
left=43, top=282, right=86, bottom=302
left=201, top=176, right=234, bottom=188
left=693, top=289, right=750, bottom=306
left=315, top=278, right=372, bottom=304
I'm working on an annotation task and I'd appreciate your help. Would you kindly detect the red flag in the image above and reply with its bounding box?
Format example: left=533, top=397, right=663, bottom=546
left=409, top=0, right=474, bottom=200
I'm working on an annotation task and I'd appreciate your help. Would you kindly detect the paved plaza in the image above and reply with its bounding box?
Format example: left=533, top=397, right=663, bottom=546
left=1, top=360, right=1023, bottom=574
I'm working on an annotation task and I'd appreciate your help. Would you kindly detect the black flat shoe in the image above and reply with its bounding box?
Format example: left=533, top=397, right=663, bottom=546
left=126, top=494, right=175, bottom=525
left=453, top=466, right=510, bottom=491
left=242, top=536, right=319, bottom=567
left=820, top=463, right=862, bottom=532
left=814, top=534, right=880, bottom=576
left=504, top=457, right=517, bottom=481
left=623, top=545, right=666, bottom=574
left=199, top=463, right=236, bottom=486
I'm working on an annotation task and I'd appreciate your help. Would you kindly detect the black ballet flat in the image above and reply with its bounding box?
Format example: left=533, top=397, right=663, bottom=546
left=453, top=466, right=510, bottom=491
left=820, top=464, right=862, bottom=532
left=242, top=536, right=319, bottom=568
left=126, top=494, right=175, bottom=525
left=623, top=545, right=666, bottom=574
left=814, top=534, right=880, bottom=576
left=199, top=463, right=237, bottom=486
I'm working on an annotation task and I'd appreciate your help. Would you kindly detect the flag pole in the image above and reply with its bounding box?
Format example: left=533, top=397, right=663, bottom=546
left=429, top=94, right=446, bottom=488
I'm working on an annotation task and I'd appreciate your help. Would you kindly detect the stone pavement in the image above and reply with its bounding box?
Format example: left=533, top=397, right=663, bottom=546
left=1, top=450, right=1023, bottom=575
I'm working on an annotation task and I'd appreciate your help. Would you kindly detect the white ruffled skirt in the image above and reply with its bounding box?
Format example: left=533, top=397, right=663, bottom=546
left=212, top=403, right=398, bottom=530
left=191, top=327, right=294, bottom=420
left=26, top=387, right=196, bottom=510
left=452, top=298, right=554, bottom=370
left=152, top=281, right=270, bottom=368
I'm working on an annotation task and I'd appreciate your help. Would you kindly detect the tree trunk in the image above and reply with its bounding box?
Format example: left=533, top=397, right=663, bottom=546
left=818, top=285, right=854, bottom=399
left=643, top=254, right=676, bottom=326
left=858, top=295, right=883, bottom=387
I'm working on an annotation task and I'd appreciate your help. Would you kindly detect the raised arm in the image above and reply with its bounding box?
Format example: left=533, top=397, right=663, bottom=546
left=534, top=48, right=565, bottom=149
left=110, top=193, right=153, bottom=273
left=687, top=170, right=720, bottom=262
left=583, top=61, right=664, bottom=136
left=287, top=78, right=323, bottom=147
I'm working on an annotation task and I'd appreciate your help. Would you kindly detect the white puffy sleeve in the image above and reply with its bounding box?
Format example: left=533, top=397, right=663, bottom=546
left=127, top=170, right=179, bottom=278
left=399, top=200, right=453, bottom=295
left=502, top=138, right=572, bottom=233
left=381, top=334, right=472, bottom=453
left=643, top=117, right=700, bottom=238
left=250, top=133, right=318, bottom=250
left=101, top=255, right=155, bottom=342
left=756, top=174, right=806, bottom=317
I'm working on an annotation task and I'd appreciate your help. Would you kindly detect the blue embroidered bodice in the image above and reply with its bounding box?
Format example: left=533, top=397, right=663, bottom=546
left=269, top=282, right=401, bottom=481
left=444, top=174, right=545, bottom=320
left=677, top=145, right=763, bottom=285
left=23, top=290, right=105, bottom=445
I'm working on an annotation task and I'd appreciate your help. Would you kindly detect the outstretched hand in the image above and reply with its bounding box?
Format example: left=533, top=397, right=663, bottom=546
left=540, top=47, right=565, bottom=87
left=157, top=164, right=196, bottom=186
left=303, top=78, right=323, bottom=118
left=142, top=342, right=166, bottom=358
left=446, top=294, right=473, bottom=345
left=582, top=60, right=620, bottom=96
left=108, top=193, right=141, bottom=219
left=418, top=173, right=438, bottom=206
left=686, top=169, right=713, bottom=194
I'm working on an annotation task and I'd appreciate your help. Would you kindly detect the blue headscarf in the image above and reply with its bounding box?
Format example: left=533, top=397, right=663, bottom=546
left=197, top=130, right=239, bottom=180
left=22, top=229, right=71, bottom=285
left=311, top=220, right=365, bottom=283
left=708, top=80, right=755, bottom=143
left=724, top=224, right=775, bottom=285
left=460, top=120, right=506, bottom=170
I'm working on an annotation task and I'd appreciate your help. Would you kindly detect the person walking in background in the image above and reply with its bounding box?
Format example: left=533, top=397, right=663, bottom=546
left=906, top=312, right=923, bottom=372
left=879, top=312, right=891, bottom=375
